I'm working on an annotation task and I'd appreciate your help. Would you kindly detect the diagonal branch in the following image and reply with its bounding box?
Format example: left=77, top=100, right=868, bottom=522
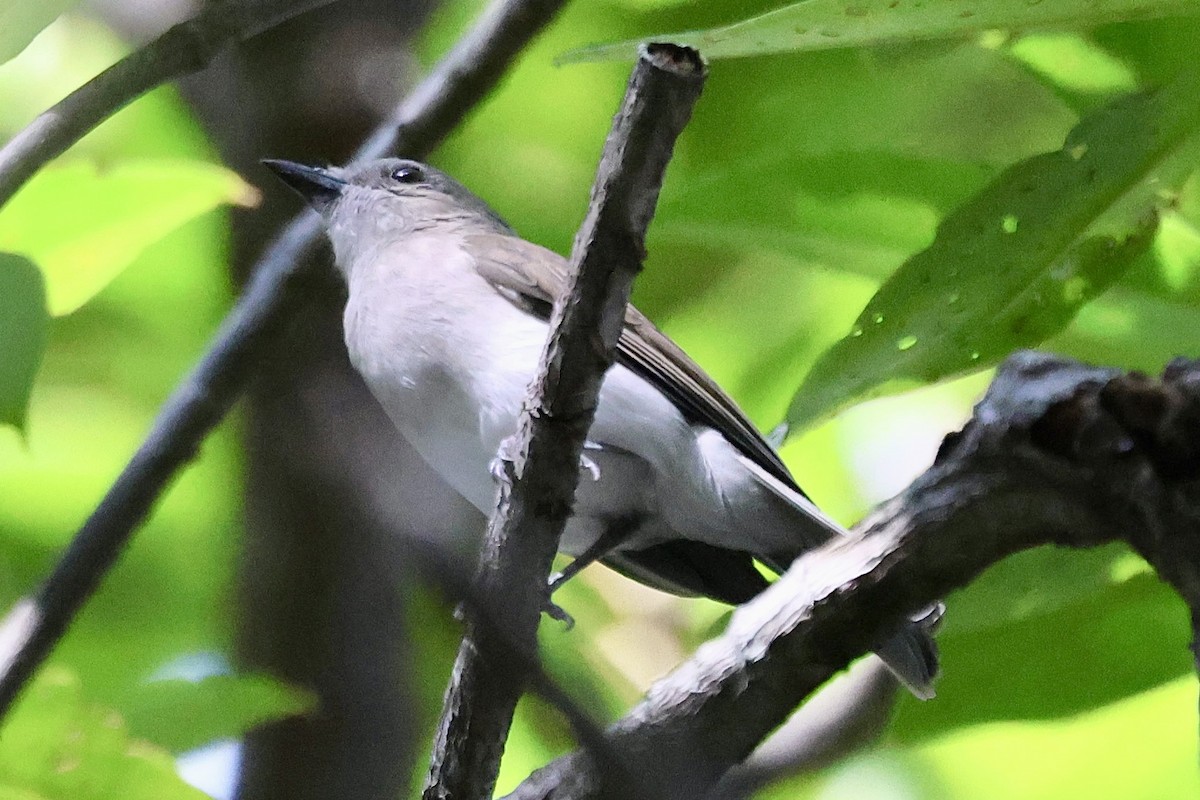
left=422, top=43, right=707, bottom=800
left=0, top=0, right=342, bottom=209
left=0, top=0, right=569, bottom=720
left=505, top=352, right=1200, bottom=800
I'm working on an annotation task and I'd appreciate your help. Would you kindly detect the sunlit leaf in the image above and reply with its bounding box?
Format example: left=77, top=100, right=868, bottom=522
left=0, top=254, right=47, bottom=432
left=0, top=159, right=258, bottom=316
left=914, top=678, right=1200, bottom=799
left=121, top=673, right=314, bottom=753
left=0, top=667, right=209, bottom=800
left=561, top=0, right=1199, bottom=63
left=788, top=66, right=1200, bottom=428
left=0, top=0, right=78, bottom=65
left=1008, top=33, right=1139, bottom=96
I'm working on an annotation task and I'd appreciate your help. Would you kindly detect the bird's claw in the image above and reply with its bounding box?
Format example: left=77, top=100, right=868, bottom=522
left=490, top=436, right=520, bottom=484
left=580, top=454, right=600, bottom=482
left=543, top=597, right=575, bottom=629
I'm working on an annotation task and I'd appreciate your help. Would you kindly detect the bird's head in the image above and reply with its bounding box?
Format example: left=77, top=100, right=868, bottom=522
left=263, top=157, right=512, bottom=271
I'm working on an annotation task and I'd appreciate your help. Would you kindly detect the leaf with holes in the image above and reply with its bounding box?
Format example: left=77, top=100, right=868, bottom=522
left=560, top=0, right=1198, bottom=63
left=788, top=66, right=1200, bottom=429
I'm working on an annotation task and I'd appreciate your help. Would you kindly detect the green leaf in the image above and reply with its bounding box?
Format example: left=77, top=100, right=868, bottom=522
left=935, top=543, right=1149, bottom=637
left=0, top=253, right=47, bottom=432
left=891, top=573, right=1192, bottom=741
left=561, top=0, right=1199, bottom=63
left=0, top=667, right=209, bottom=800
left=121, top=673, right=315, bottom=753
left=0, top=0, right=78, bottom=65
left=0, top=159, right=258, bottom=316
left=788, top=66, right=1200, bottom=429
left=917, top=678, right=1200, bottom=800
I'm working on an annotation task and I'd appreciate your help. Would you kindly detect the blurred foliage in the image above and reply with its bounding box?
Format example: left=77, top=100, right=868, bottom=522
left=0, top=160, right=258, bottom=315
left=0, top=12, right=301, bottom=794
left=121, top=673, right=315, bottom=755
left=0, top=0, right=79, bottom=65
left=0, top=1, right=1198, bottom=799
left=0, top=254, right=46, bottom=430
left=0, top=667, right=207, bottom=800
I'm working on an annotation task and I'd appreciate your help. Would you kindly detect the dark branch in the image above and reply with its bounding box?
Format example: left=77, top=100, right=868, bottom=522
left=422, top=43, right=708, bottom=800
left=0, top=0, right=569, bottom=720
left=505, top=352, right=1200, bottom=800
left=0, top=0, right=342, bottom=209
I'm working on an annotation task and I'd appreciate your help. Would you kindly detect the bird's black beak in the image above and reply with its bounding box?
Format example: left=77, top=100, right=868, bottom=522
left=262, top=159, right=347, bottom=210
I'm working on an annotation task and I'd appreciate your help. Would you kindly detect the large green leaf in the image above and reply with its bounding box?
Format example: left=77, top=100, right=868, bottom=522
left=0, top=254, right=47, bottom=432
left=561, top=0, right=1199, bottom=63
left=121, top=673, right=314, bottom=753
left=892, top=573, right=1192, bottom=741
left=933, top=543, right=1148, bottom=638
left=0, top=667, right=208, bottom=800
left=919, top=679, right=1200, bottom=800
left=788, top=66, right=1200, bottom=428
left=0, top=160, right=257, bottom=316
left=0, top=1, right=78, bottom=65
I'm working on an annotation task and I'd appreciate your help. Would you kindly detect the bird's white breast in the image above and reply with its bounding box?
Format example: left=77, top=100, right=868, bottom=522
left=341, top=235, right=547, bottom=512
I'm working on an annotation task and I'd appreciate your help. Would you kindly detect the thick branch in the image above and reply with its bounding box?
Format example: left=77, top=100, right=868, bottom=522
left=422, top=44, right=707, bottom=800
left=0, top=0, right=568, bottom=719
left=506, top=352, right=1200, bottom=800
left=0, top=0, right=342, bottom=208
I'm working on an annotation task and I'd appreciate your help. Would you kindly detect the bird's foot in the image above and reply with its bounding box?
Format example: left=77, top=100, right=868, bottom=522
left=580, top=454, right=601, bottom=482
left=543, top=595, right=575, bottom=629
left=580, top=441, right=602, bottom=481
left=489, top=436, right=520, bottom=484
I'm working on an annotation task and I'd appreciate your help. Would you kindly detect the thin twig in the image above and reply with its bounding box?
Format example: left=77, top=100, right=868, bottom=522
left=421, top=43, right=708, bottom=800
left=505, top=352, right=1200, bottom=800
left=0, top=0, right=569, bottom=720
left=0, top=0, right=341, bottom=209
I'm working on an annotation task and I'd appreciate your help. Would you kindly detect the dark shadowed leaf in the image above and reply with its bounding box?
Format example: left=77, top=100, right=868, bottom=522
left=561, top=0, right=1199, bottom=63
left=788, top=66, right=1200, bottom=428
left=0, top=253, right=47, bottom=432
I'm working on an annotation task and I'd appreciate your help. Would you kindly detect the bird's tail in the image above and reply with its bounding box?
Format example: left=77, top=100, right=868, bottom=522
left=731, top=450, right=943, bottom=698
left=874, top=604, right=942, bottom=700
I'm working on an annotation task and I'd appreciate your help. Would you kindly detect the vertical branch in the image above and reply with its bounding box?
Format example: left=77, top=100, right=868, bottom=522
left=422, top=44, right=707, bottom=800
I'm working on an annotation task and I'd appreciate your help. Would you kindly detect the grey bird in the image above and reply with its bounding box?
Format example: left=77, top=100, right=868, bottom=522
left=263, top=157, right=938, bottom=698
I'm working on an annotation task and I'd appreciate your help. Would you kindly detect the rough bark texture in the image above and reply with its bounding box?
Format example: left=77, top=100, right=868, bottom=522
left=506, top=352, right=1200, bottom=800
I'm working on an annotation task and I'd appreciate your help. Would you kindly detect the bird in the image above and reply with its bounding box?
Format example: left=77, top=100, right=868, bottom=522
left=263, top=156, right=938, bottom=698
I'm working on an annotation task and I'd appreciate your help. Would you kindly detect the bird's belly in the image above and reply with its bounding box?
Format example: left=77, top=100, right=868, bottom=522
left=363, top=360, right=507, bottom=514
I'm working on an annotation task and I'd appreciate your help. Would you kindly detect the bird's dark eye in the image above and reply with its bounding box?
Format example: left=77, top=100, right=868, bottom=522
left=391, top=165, right=423, bottom=184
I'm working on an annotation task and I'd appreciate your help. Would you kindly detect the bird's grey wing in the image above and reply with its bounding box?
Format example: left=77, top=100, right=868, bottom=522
left=465, top=232, right=804, bottom=494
